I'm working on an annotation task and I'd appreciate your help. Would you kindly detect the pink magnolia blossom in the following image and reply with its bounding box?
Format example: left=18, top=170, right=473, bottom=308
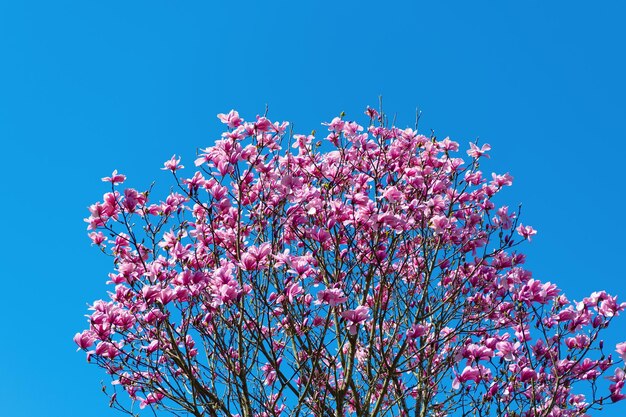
left=162, top=155, right=184, bottom=172
left=315, top=288, right=348, bottom=307
left=406, top=324, right=429, bottom=339
left=73, top=330, right=96, bottom=350
left=495, top=340, right=520, bottom=361
left=608, top=368, right=626, bottom=402
left=217, top=109, right=243, bottom=128
left=440, top=137, right=459, bottom=151
left=88, top=231, right=106, bottom=246
left=466, top=142, right=491, bottom=158
left=101, top=169, right=126, bottom=184
left=323, top=116, right=345, bottom=132
left=519, top=367, right=538, bottom=383
left=253, top=116, right=271, bottom=132
left=382, top=186, right=403, bottom=203
left=240, top=252, right=258, bottom=271
left=261, top=358, right=282, bottom=386
left=616, top=342, right=626, bottom=361
left=139, top=392, right=165, bottom=409
left=341, top=305, right=370, bottom=335
left=452, top=365, right=491, bottom=389
left=516, top=224, right=537, bottom=241
left=430, top=214, right=455, bottom=234
left=490, top=172, right=513, bottom=187
left=598, top=295, right=626, bottom=317
left=463, top=343, right=494, bottom=362
left=365, top=106, right=379, bottom=119
left=285, top=281, right=303, bottom=304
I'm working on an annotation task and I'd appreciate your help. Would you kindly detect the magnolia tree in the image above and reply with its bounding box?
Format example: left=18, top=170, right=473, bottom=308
left=76, top=107, right=626, bottom=417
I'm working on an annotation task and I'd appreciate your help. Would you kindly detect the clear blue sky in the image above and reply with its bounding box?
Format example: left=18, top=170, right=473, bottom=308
left=1, top=1, right=624, bottom=416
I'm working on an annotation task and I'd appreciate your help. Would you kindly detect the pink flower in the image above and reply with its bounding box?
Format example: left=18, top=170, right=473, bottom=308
left=341, top=305, right=370, bottom=335
left=292, top=134, right=314, bottom=149
left=430, top=215, right=455, bottom=234
left=494, top=206, right=513, bottom=229
left=162, top=155, right=184, bottom=172
left=74, top=331, right=96, bottom=350
left=609, top=367, right=626, bottom=383
left=440, top=137, right=459, bottom=151
left=365, top=106, right=379, bottom=119
left=240, top=252, right=258, bottom=271
left=495, top=341, right=520, bottom=361
left=516, top=224, right=537, bottom=241
left=463, top=344, right=494, bottom=362
left=616, top=342, right=626, bottom=361
left=101, top=170, right=126, bottom=185
left=464, top=170, right=483, bottom=185
left=467, top=142, right=491, bottom=159
left=316, top=288, right=348, bottom=307
left=598, top=296, right=626, bottom=317
left=342, top=121, right=363, bottom=136
left=566, top=334, right=590, bottom=350
left=122, top=188, right=144, bottom=212
left=491, top=172, right=513, bottom=187
left=183, top=171, right=206, bottom=191
left=452, top=366, right=482, bottom=390
left=608, top=369, right=626, bottom=402
left=382, top=186, right=403, bottom=203
left=519, top=367, right=537, bottom=383
left=406, top=324, right=428, bottom=339
left=261, top=358, right=282, bottom=385
left=254, top=116, right=272, bottom=132
left=139, top=392, right=165, bottom=409
left=95, top=341, right=121, bottom=358
left=217, top=110, right=243, bottom=128
left=240, top=243, right=272, bottom=270
left=285, top=282, right=303, bottom=303
left=518, top=279, right=559, bottom=305
left=218, top=282, right=241, bottom=305
left=323, top=117, right=345, bottom=132
left=88, top=231, right=106, bottom=246
left=611, top=382, right=626, bottom=403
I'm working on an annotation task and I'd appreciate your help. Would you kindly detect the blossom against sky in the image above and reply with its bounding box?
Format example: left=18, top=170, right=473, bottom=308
left=1, top=1, right=625, bottom=416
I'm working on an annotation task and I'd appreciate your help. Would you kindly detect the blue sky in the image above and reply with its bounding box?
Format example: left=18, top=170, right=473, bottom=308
left=1, top=1, right=625, bottom=416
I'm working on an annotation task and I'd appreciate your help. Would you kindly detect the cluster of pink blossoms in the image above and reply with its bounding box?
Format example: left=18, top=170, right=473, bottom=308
left=77, top=107, right=625, bottom=417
